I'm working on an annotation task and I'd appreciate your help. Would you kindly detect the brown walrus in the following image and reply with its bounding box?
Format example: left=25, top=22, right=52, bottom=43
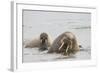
left=24, top=32, right=52, bottom=51
left=48, top=32, right=80, bottom=56
left=39, top=32, right=49, bottom=51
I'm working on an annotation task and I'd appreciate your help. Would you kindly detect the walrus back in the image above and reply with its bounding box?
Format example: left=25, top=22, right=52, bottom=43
left=48, top=33, right=64, bottom=53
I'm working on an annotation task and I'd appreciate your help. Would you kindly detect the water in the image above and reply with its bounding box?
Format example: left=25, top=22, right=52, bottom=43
left=23, top=10, right=91, bottom=62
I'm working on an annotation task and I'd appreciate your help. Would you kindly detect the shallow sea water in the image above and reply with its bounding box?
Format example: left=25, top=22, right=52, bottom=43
left=23, top=10, right=91, bottom=62
left=23, top=47, right=91, bottom=62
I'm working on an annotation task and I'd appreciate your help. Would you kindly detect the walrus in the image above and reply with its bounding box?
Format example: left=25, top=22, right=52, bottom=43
left=24, top=32, right=52, bottom=50
left=39, top=32, right=49, bottom=51
left=48, top=32, right=80, bottom=56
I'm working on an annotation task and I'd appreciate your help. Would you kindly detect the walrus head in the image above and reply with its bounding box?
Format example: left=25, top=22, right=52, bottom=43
left=58, top=36, right=74, bottom=56
left=40, top=33, right=48, bottom=44
left=39, top=32, right=48, bottom=51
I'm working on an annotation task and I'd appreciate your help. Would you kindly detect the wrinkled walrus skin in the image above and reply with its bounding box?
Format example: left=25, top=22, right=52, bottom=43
left=48, top=32, right=80, bottom=56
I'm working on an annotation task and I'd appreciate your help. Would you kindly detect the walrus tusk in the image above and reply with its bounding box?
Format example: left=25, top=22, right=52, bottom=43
left=65, top=45, right=69, bottom=54
left=58, top=42, right=64, bottom=51
left=58, top=41, right=69, bottom=54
